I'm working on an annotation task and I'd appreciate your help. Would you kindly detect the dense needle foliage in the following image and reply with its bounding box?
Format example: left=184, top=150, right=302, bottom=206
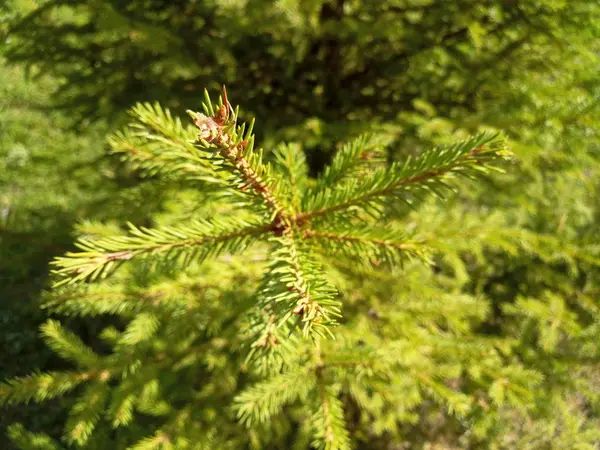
left=1, top=1, right=600, bottom=449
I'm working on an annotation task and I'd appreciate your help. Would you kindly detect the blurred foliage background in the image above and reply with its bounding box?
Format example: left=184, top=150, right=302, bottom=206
left=1, top=0, right=599, bottom=449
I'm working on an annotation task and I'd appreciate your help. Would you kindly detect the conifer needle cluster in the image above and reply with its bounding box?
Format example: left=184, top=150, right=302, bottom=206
left=1, top=89, right=522, bottom=449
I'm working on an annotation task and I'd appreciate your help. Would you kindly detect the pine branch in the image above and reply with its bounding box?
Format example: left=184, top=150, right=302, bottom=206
left=51, top=218, right=270, bottom=286
left=298, top=132, right=510, bottom=222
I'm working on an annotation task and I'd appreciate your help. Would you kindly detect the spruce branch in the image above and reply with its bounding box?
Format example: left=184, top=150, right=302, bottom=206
left=272, top=142, right=309, bottom=210
left=255, top=234, right=341, bottom=341
left=44, top=287, right=166, bottom=318
left=311, top=385, right=351, bottom=450
left=297, top=132, right=510, bottom=222
left=109, top=102, right=223, bottom=185
left=47, top=90, right=513, bottom=350
left=6, top=424, right=63, bottom=450
left=104, top=372, right=180, bottom=431
left=40, top=320, right=100, bottom=368
left=118, top=312, right=160, bottom=347
left=314, top=133, right=386, bottom=191
left=129, top=102, right=198, bottom=149
left=187, top=87, right=292, bottom=222
left=128, top=431, right=173, bottom=450
left=234, top=369, right=314, bottom=426
left=63, top=384, right=109, bottom=446
left=44, top=278, right=224, bottom=318
left=135, top=379, right=172, bottom=417
left=107, top=384, right=137, bottom=428
left=246, top=309, right=291, bottom=368
left=51, top=218, right=270, bottom=286
left=0, top=371, right=104, bottom=406
left=108, top=129, right=223, bottom=186
left=303, top=225, right=431, bottom=267
left=416, top=373, right=472, bottom=417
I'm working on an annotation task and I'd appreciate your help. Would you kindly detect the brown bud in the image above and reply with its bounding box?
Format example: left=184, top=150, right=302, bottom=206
left=214, top=105, right=228, bottom=125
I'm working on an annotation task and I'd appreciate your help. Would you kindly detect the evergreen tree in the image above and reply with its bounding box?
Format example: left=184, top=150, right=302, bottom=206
left=2, top=89, right=599, bottom=449
left=4, top=1, right=599, bottom=166
left=0, top=9, right=188, bottom=444
left=2, top=1, right=600, bottom=448
left=0, top=54, right=110, bottom=447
